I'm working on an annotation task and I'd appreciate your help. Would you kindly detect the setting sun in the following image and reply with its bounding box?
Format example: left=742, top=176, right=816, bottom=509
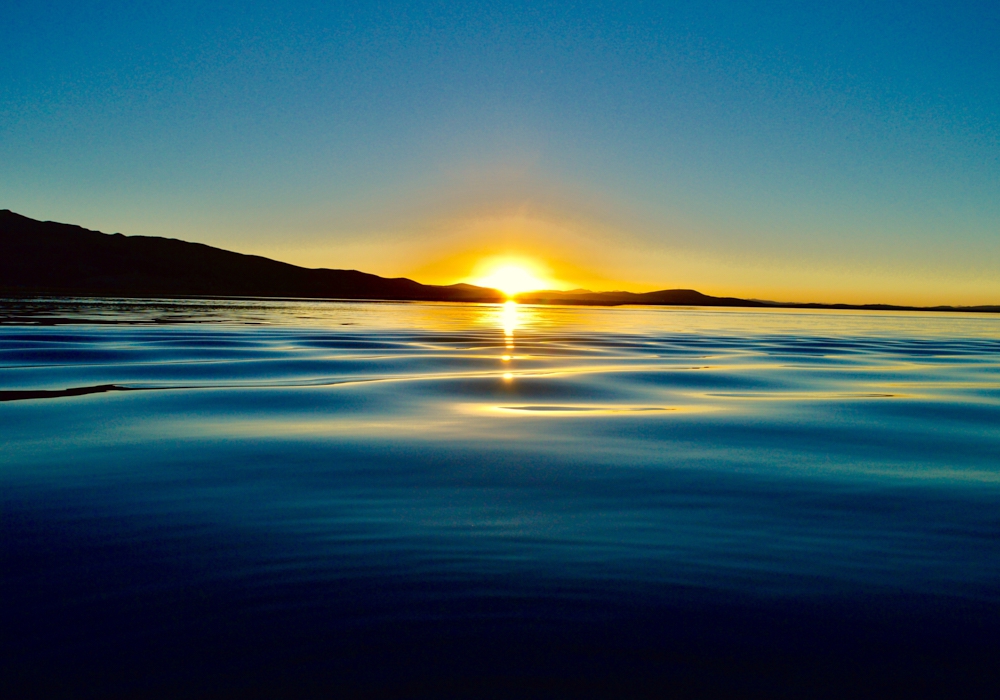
left=473, top=264, right=552, bottom=297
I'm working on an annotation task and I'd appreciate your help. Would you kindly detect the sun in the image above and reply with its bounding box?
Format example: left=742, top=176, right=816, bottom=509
left=473, top=264, right=551, bottom=297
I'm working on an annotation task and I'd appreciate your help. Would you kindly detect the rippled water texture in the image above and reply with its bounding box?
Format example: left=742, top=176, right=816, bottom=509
left=3, top=298, right=999, bottom=697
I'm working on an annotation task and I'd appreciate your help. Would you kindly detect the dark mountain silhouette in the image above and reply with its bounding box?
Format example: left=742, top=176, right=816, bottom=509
left=0, top=210, right=503, bottom=302
left=520, top=288, right=999, bottom=312
left=2, top=210, right=997, bottom=312
left=517, top=288, right=767, bottom=307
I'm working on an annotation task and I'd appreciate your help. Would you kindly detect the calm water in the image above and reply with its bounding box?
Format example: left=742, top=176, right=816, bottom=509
left=3, top=298, right=1000, bottom=697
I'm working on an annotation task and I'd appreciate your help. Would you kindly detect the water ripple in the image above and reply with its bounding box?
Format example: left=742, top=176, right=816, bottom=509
left=2, top=298, right=999, bottom=694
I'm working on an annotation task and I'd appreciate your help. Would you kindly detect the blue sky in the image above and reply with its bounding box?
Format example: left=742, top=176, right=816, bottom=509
left=2, top=1, right=998, bottom=303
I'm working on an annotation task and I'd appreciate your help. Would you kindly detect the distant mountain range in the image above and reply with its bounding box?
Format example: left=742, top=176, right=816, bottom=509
left=2, top=210, right=997, bottom=313
left=516, top=289, right=1000, bottom=312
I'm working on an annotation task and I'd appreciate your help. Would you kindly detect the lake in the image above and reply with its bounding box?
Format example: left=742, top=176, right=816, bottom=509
left=2, top=298, right=999, bottom=697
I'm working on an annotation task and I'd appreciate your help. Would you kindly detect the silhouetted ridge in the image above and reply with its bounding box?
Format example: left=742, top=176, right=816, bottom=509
left=0, top=210, right=503, bottom=302
left=517, top=288, right=767, bottom=307
left=2, top=211, right=997, bottom=312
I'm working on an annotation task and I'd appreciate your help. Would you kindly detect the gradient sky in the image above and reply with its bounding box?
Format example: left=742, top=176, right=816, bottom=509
left=3, top=1, right=998, bottom=304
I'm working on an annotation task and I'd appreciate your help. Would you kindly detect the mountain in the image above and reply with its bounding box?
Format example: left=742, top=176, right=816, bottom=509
left=0, top=210, right=503, bottom=302
left=517, top=288, right=767, bottom=307
left=520, top=288, right=999, bottom=312
left=2, top=210, right=997, bottom=312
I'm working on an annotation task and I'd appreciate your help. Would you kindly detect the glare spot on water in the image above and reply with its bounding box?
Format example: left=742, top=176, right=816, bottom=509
left=501, top=300, right=518, bottom=338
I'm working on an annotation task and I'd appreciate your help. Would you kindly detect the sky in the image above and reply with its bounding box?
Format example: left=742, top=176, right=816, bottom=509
left=2, top=0, right=998, bottom=304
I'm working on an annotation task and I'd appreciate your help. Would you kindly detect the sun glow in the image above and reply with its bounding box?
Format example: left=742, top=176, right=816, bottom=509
left=474, top=264, right=552, bottom=297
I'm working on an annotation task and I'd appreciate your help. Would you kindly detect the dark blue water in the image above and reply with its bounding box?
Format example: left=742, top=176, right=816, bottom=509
left=3, top=298, right=999, bottom=697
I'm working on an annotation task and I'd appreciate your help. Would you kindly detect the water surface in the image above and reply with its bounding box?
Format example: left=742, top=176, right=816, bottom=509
left=2, top=298, right=999, bottom=696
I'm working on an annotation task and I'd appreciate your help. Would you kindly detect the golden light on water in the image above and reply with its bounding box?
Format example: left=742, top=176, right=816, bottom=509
left=500, top=300, right=518, bottom=338
left=499, top=300, right=519, bottom=382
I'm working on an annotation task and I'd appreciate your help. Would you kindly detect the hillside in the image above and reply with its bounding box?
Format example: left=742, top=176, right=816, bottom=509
left=2, top=210, right=997, bottom=312
left=0, top=210, right=503, bottom=302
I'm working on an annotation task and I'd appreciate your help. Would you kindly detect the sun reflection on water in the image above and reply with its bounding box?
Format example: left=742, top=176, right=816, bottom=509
left=501, top=300, right=518, bottom=340
left=500, top=301, right=518, bottom=379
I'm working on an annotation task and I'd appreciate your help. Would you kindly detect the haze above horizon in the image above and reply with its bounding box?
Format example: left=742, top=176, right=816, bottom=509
left=2, top=1, right=998, bottom=305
